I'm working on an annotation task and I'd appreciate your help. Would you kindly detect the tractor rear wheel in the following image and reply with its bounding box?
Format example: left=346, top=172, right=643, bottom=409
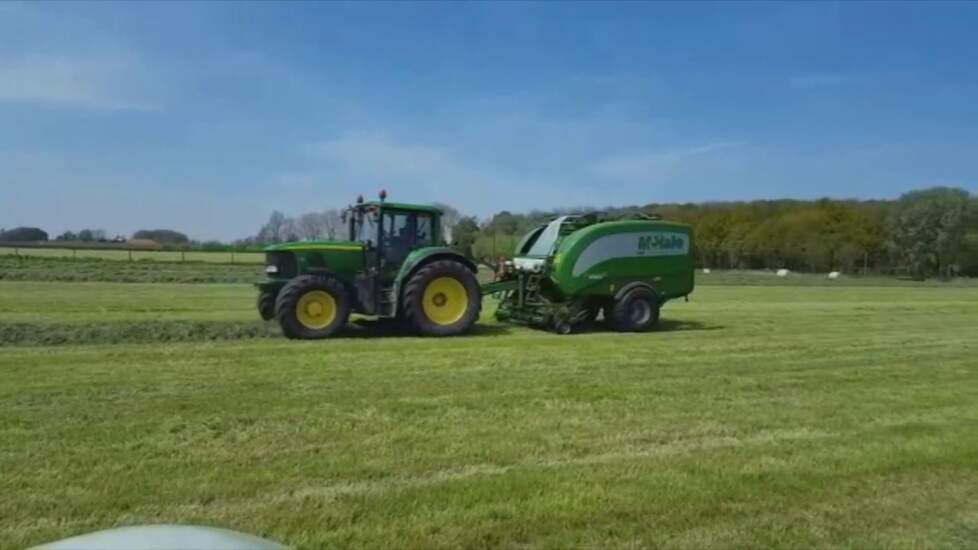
left=275, top=275, right=351, bottom=339
left=257, top=291, right=276, bottom=321
left=608, top=287, right=660, bottom=332
left=402, top=260, right=481, bottom=336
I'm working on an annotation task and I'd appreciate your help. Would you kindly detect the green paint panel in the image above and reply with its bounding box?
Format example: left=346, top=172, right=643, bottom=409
left=554, top=220, right=694, bottom=300
left=264, top=240, right=364, bottom=253
left=262, top=240, right=366, bottom=289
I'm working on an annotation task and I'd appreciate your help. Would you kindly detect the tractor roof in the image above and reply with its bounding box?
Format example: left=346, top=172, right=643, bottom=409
left=360, top=201, right=442, bottom=214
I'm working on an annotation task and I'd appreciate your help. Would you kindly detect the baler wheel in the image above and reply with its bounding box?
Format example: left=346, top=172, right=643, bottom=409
left=403, top=260, right=481, bottom=336
left=257, top=291, right=276, bottom=321
left=274, top=274, right=351, bottom=339
left=608, top=287, right=660, bottom=332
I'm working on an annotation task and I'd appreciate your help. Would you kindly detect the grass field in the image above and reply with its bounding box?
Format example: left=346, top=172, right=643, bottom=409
left=0, top=255, right=263, bottom=284
left=0, top=245, right=263, bottom=264
left=6, top=254, right=978, bottom=287
left=2, top=280, right=977, bottom=548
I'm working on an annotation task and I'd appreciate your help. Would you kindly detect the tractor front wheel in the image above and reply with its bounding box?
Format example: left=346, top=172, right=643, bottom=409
left=403, top=260, right=481, bottom=336
left=275, top=275, right=351, bottom=339
left=257, top=291, right=276, bottom=321
left=608, top=288, right=660, bottom=332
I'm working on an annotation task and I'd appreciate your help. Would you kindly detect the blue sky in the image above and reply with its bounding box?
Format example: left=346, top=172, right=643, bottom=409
left=2, top=1, right=977, bottom=240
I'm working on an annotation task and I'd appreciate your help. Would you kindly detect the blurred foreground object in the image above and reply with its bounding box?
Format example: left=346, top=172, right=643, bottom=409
left=33, top=524, right=286, bottom=550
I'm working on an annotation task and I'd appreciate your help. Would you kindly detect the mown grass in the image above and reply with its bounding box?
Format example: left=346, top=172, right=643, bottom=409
left=0, top=320, right=281, bottom=346
left=0, top=255, right=262, bottom=284
left=0, top=281, right=254, bottom=324
left=1, top=280, right=977, bottom=548
left=6, top=254, right=978, bottom=288
left=699, top=268, right=978, bottom=287
left=0, top=245, right=263, bottom=264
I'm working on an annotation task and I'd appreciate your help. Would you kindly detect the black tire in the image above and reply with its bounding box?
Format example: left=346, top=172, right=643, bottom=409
left=402, top=260, right=481, bottom=336
left=257, top=291, right=276, bottom=321
left=608, top=287, right=660, bottom=332
left=275, top=275, right=351, bottom=339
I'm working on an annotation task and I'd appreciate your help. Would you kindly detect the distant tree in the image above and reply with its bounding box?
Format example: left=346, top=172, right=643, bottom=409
left=434, top=202, right=462, bottom=244
left=198, top=240, right=228, bottom=251
left=281, top=209, right=346, bottom=241
left=55, top=230, right=78, bottom=241
left=960, top=232, right=978, bottom=277
left=0, top=226, right=48, bottom=242
left=321, top=209, right=344, bottom=240
left=132, top=229, right=189, bottom=245
left=278, top=217, right=299, bottom=242
left=451, top=216, right=480, bottom=259
left=256, top=211, right=288, bottom=243
left=74, top=229, right=108, bottom=242
left=961, top=198, right=978, bottom=276
left=472, top=232, right=520, bottom=264
left=720, top=209, right=757, bottom=269
left=693, top=211, right=731, bottom=268
left=888, top=187, right=971, bottom=279
left=296, top=212, right=326, bottom=241
left=488, top=211, right=521, bottom=235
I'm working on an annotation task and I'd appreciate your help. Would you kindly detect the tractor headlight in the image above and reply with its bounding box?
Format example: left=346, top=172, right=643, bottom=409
left=265, top=264, right=279, bottom=274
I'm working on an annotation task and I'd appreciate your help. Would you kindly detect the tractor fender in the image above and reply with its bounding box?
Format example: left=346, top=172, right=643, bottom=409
left=392, top=248, right=478, bottom=313
left=613, top=281, right=658, bottom=302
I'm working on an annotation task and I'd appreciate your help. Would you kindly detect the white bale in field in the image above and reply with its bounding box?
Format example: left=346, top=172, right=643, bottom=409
left=828, top=271, right=841, bottom=279
left=776, top=268, right=790, bottom=277
left=702, top=268, right=711, bottom=274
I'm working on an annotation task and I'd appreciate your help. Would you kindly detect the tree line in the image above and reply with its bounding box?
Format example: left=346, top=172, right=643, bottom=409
left=241, top=186, right=975, bottom=279
left=4, top=186, right=975, bottom=278
left=0, top=227, right=199, bottom=248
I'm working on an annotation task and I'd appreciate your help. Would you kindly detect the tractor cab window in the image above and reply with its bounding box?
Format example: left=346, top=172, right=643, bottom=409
left=383, top=211, right=433, bottom=265
left=416, top=215, right=433, bottom=246
left=354, top=211, right=379, bottom=245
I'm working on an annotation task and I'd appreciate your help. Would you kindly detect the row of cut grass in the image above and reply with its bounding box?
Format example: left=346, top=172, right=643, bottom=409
left=5, top=254, right=977, bottom=287
left=0, top=245, right=263, bottom=264
left=0, top=255, right=262, bottom=284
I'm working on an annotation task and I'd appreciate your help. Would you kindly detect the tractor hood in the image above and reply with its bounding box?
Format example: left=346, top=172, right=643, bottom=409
left=263, top=240, right=364, bottom=252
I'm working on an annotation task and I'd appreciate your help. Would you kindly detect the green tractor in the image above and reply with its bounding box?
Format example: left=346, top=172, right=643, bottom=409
left=257, top=192, right=481, bottom=339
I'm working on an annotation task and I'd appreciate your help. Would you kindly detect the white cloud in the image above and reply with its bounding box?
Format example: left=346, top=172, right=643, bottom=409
left=300, top=133, right=484, bottom=204
left=312, top=134, right=457, bottom=180
left=272, top=133, right=611, bottom=218
left=590, top=141, right=745, bottom=183
left=0, top=52, right=159, bottom=111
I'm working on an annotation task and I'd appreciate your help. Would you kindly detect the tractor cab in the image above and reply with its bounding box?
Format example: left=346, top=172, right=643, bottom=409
left=346, top=193, right=443, bottom=279
left=257, top=192, right=481, bottom=340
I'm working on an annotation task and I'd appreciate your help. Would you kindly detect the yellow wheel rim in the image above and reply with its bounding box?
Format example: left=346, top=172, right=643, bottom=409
left=422, top=277, right=469, bottom=326
left=296, top=290, right=337, bottom=330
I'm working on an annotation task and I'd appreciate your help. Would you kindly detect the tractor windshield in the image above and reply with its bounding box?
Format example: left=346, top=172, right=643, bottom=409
left=355, top=212, right=378, bottom=244
left=525, top=216, right=568, bottom=257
